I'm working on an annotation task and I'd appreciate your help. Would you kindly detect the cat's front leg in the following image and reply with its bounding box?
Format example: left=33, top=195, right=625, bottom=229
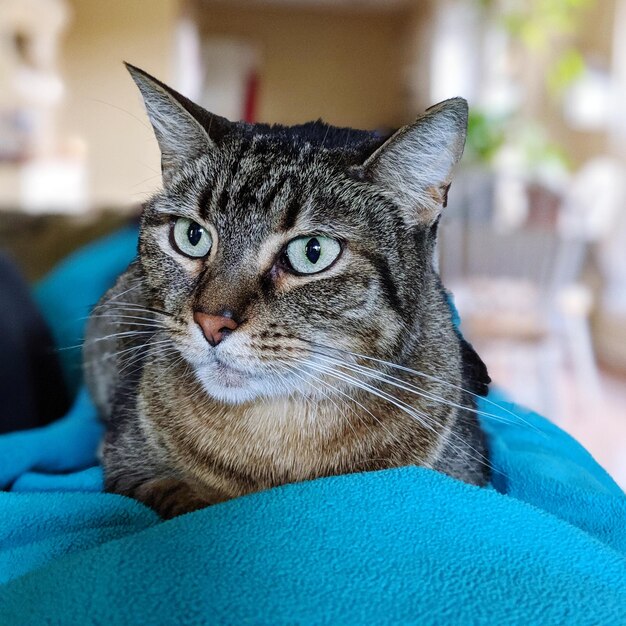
left=132, top=477, right=221, bottom=519
left=101, top=415, right=224, bottom=518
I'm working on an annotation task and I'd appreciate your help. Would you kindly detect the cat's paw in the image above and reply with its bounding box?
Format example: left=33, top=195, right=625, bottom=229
left=134, top=478, right=210, bottom=519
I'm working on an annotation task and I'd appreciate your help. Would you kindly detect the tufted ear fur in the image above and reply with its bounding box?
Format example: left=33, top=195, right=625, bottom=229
left=362, top=98, right=468, bottom=226
left=125, top=63, right=230, bottom=185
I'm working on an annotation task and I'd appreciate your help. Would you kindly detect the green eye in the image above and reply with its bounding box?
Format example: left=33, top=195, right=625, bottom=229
left=171, top=217, right=212, bottom=258
left=285, top=235, right=341, bottom=275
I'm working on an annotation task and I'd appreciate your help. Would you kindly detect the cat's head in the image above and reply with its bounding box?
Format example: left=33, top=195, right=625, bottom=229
left=128, top=64, right=467, bottom=404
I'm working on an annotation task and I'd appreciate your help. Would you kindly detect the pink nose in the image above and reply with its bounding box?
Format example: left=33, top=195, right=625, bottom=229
left=193, top=312, right=238, bottom=347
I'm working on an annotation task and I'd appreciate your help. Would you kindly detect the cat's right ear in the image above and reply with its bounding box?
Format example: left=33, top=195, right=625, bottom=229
left=360, top=98, right=468, bottom=227
left=125, top=63, right=228, bottom=185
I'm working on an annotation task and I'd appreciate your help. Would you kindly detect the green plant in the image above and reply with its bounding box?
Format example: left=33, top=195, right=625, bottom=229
left=481, top=0, right=595, bottom=97
left=465, top=109, right=570, bottom=173
left=465, top=110, right=507, bottom=164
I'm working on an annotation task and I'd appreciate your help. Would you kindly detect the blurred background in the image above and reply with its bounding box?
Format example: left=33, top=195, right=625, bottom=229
left=1, top=0, right=625, bottom=486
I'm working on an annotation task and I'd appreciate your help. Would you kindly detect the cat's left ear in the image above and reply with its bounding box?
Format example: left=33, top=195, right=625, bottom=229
left=361, top=98, right=468, bottom=226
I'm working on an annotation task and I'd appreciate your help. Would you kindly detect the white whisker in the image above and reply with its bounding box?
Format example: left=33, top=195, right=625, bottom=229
left=299, top=359, right=492, bottom=471
left=280, top=361, right=361, bottom=439
left=310, top=352, right=528, bottom=429
left=302, top=340, right=540, bottom=434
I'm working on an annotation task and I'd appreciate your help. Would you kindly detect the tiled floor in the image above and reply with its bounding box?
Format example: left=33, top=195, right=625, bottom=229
left=477, top=342, right=626, bottom=490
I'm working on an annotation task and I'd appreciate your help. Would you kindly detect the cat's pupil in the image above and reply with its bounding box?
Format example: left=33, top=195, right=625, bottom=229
left=187, top=222, right=203, bottom=246
left=305, top=238, right=321, bottom=264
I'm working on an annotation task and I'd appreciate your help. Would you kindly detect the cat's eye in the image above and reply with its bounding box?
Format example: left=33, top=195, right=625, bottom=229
left=171, top=217, right=212, bottom=258
left=284, top=235, right=341, bottom=275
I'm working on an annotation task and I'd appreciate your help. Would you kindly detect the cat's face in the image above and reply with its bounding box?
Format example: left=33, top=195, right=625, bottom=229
left=129, top=65, right=467, bottom=404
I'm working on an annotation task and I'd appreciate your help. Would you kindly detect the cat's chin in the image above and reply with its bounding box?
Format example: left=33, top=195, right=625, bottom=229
left=192, top=360, right=278, bottom=405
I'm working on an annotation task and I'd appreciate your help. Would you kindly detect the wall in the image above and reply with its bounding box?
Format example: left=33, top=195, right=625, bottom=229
left=58, top=0, right=179, bottom=207
left=194, top=1, right=409, bottom=130
left=1, top=0, right=415, bottom=210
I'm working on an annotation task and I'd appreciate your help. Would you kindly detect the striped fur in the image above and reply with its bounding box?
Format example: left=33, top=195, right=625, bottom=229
left=84, top=66, right=490, bottom=518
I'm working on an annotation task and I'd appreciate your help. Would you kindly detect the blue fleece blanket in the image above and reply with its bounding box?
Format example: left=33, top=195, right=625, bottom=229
left=0, top=228, right=624, bottom=625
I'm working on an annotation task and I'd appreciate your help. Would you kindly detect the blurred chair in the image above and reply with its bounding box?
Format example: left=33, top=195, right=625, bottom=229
left=439, top=158, right=624, bottom=421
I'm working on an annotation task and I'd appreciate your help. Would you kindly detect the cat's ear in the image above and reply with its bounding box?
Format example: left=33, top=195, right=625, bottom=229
left=125, top=63, right=230, bottom=185
left=361, top=98, right=468, bottom=226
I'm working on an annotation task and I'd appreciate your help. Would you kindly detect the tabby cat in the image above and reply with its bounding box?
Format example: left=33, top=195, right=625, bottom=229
left=84, top=64, right=491, bottom=519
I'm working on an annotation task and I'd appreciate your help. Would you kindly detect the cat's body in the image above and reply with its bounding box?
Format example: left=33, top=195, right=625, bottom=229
left=84, top=65, right=491, bottom=518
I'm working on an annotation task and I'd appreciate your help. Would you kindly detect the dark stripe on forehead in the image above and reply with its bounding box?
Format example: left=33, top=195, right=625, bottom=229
left=249, top=134, right=271, bottom=158
left=198, top=185, right=212, bottom=218
left=261, top=172, right=289, bottom=211
left=212, top=180, right=230, bottom=216
left=211, top=142, right=249, bottom=215
left=279, top=188, right=303, bottom=231
left=278, top=146, right=314, bottom=230
left=360, top=250, right=404, bottom=315
left=233, top=179, right=257, bottom=212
